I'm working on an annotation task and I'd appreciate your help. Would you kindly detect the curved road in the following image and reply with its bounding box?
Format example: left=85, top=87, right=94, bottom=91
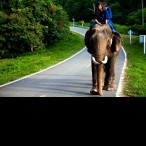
left=0, top=27, right=126, bottom=97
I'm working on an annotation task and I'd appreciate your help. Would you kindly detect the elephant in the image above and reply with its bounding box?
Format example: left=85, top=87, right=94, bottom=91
left=84, top=24, right=122, bottom=96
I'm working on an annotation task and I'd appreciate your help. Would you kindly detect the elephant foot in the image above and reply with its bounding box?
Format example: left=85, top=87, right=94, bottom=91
left=90, top=88, right=98, bottom=95
left=103, top=85, right=117, bottom=91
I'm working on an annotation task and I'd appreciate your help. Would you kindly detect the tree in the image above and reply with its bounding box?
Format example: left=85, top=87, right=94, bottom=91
left=127, top=8, right=146, bottom=25
left=56, top=0, right=145, bottom=25
left=0, top=0, right=70, bottom=58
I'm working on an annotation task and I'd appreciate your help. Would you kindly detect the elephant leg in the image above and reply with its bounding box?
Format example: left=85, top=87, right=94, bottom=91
left=103, top=55, right=117, bottom=91
left=90, top=60, right=98, bottom=95
left=90, top=59, right=105, bottom=96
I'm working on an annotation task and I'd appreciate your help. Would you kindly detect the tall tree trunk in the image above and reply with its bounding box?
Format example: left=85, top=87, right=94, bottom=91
left=31, top=46, right=33, bottom=52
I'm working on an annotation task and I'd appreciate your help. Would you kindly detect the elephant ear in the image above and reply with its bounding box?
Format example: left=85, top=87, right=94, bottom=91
left=84, top=30, right=92, bottom=54
left=111, top=31, right=122, bottom=53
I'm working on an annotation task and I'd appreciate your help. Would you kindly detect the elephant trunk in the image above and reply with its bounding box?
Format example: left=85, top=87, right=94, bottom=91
left=92, top=55, right=107, bottom=96
left=93, top=39, right=108, bottom=64
left=93, top=44, right=107, bottom=96
left=97, top=64, right=104, bottom=96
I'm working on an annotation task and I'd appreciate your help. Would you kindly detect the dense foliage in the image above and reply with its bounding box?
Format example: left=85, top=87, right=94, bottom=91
left=55, top=0, right=145, bottom=25
left=54, top=0, right=146, bottom=35
left=0, top=0, right=70, bottom=58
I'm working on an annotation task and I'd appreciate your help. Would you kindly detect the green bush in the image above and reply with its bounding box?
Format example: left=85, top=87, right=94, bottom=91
left=0, top=0, right=70, bottom=58
left=129, top=24, right=146, bottom=35
left=0, top=9, right=44, bottom=58
left=115, top=24, right=130, bottom=34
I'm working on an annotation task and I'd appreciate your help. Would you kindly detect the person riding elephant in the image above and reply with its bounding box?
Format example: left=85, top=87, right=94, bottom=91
left=90, top=1, right=116, bottom=31
left=84, top=24, right=122, bottom=96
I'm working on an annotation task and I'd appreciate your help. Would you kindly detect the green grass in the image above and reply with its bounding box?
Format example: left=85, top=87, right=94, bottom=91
left=0, top=31, right=84, bottom=85
left=122, top=34, right=146, bottom=97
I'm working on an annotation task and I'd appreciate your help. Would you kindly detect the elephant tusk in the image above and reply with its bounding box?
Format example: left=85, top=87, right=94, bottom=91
left=92, top=56, right=108, bottom=64
left=92, top=56, right=100, bottom=65
left=110, top=38, right=113, bottom=46
left=102, top=56, right=108, bottom=64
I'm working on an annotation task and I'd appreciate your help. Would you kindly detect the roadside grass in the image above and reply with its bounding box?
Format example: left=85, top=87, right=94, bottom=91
left=122, top=34, right=146, bottom=97
left=0, top=31, right=85, bottom=85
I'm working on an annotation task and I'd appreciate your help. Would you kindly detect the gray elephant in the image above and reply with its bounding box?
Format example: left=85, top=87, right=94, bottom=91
left=84, top=24, right=122, bottom=96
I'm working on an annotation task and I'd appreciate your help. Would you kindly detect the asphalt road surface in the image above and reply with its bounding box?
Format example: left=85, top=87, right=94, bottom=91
left=0, top=27, right=126, bottom=97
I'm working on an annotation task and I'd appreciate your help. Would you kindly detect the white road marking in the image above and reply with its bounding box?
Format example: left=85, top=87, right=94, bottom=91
left=116, top=46, right=127, bottom=97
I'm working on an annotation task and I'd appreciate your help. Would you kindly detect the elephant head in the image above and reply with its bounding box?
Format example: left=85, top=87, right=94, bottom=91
left=84, top=24, right=122, bottom=96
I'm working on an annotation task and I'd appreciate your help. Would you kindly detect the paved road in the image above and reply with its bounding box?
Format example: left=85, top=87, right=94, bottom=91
left=0, top=27, right=126, bottom=97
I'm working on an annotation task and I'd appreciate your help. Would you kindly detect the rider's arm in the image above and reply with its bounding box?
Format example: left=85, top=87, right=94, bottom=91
left=95, top=19, right=102, bottom=25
